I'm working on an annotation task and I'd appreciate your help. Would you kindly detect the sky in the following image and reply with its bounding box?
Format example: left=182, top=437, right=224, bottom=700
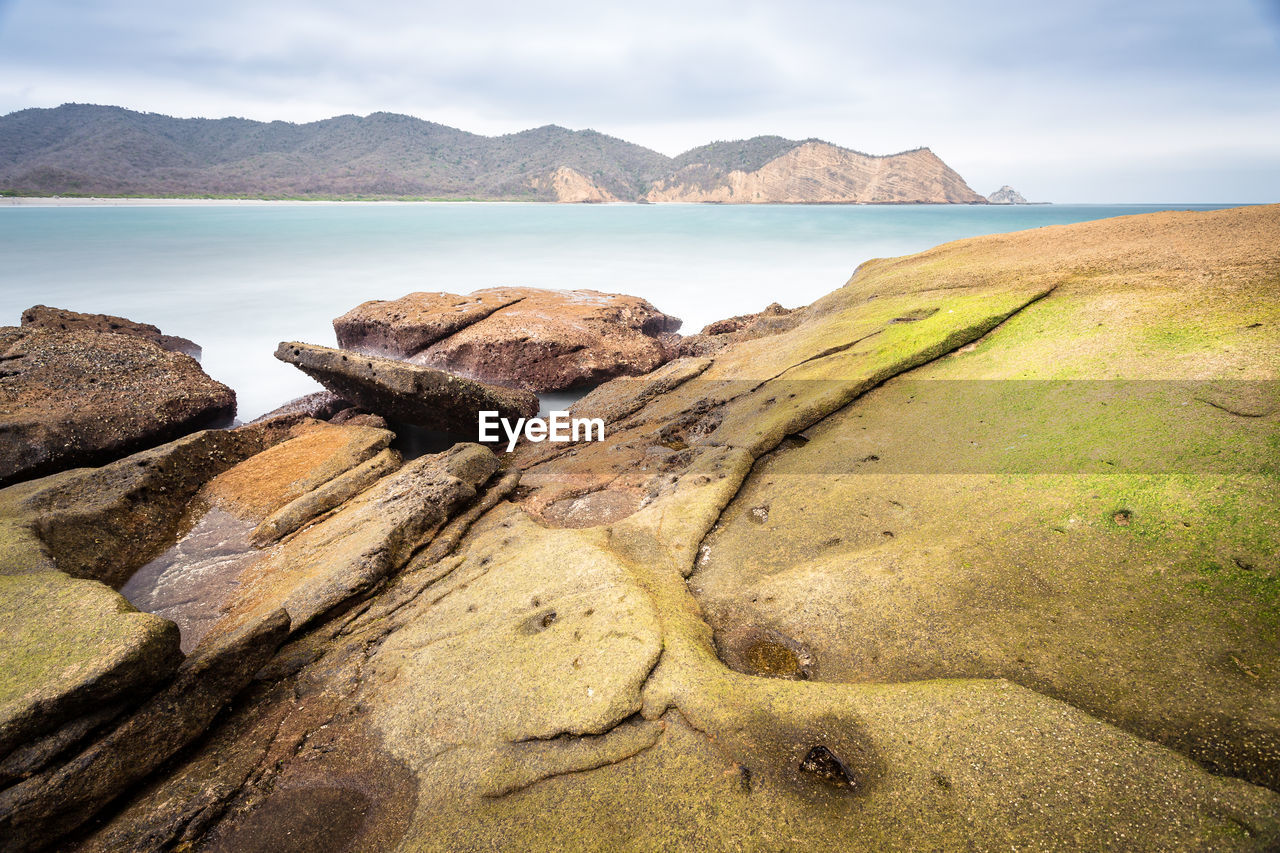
left=0, top=0, right=1277, bottom=202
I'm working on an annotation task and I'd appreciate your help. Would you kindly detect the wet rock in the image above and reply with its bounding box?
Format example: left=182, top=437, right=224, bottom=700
left=798, top=745, right=858, bottom=789
left=20, top=305, right=201, bottom=359
left=0, top=609, right=289, bottom=853
left=0, top=326, right=235, bottom=487
left=0, top=423, right=287, bottom=586
left=0, top=573, right=180, bottom=762
left=334, top=287, right=683, bottom=392
left=275, top=341, right=538, bottom=437
left=715, top=625, right=816, bottom=680
left=203, top=443, right=501, bottom=643
left=119, top=420, right=398, bottom=651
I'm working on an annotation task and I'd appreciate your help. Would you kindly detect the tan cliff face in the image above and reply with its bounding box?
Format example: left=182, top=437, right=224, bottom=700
left=529, top=166, right=617, bottom=203
left=644, top=142, right=986, bottom=204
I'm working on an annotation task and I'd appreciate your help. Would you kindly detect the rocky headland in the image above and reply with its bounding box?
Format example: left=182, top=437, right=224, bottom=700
left=0, top=204, right=1278, bottom=851
left=987, top=185, right=1029, bottom=204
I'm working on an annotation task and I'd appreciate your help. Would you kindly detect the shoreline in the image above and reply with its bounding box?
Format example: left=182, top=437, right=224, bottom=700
left=1, top=196, right=1038, bottom=208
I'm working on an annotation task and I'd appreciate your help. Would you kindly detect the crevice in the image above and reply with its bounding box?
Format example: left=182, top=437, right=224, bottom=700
left=482, top=712, right=664, bottom=799
left=1195, top=395, right=1271, bottom=418
left=402, top=295, right=528, bottom=360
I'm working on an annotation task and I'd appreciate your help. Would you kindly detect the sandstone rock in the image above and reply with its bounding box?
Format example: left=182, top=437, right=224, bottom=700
left=59, top=206, right=1280, bottom=851
left=118, top=420, right=397, bottom=651
left=676, top=301, right=800, bottom=357
left=0, top=424, right=287, bottom=587
left=0, top=573, right=180, bottom=762
left=250, top=390, right=351, bottom=426
left=333, top=287, right=683, bottom=392
left=250, top=447, right=402, bottom=546
left=199, top=420, right=395, bottom=523
left=334, top=290, right=521, bottom=357
left=201, top=442, right=500, bottom=644
left=0, top=608, right=289, bottom=853
left=19, top=305, right=201, bottom=359
left=0, top=327, right=235, bottom=487
left=275, top=341, right=538, bottom=435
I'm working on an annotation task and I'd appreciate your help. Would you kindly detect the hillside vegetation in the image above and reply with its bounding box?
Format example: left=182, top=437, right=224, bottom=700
left=0, top=104, right=986, bottom=203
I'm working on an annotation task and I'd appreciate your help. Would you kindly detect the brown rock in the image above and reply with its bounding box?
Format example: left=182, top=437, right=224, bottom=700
left=0, top=608, right=289, bottom=853
left=274, top=341, right=538, bottom=436
left=333, top=287, right=682, bottom=392
left=204, top=443, right=500, bottom=643
left=0, top=423, right=287, bottom=587
left=20, top=305, right=200, bottom=359
left=334, top=290, right=521, bottom=356
left=677, top=302, right=800, bottom=357
left=250, top=391, right=351, bottom=426
left=0, top=327, right=236, bottom=487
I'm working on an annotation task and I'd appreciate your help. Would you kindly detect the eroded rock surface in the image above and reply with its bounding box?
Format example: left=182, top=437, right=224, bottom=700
left=7, top=205, right=1280, bottom=852
left=334, top=287, right=683, bottom=392
left=19, top=306, right=201, bottom=359
left=0, top=327, right=235, bottom=487
left=276, top=341, right=538, bottom=435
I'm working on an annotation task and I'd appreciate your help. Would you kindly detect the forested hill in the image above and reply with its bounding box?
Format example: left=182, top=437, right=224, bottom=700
left=0, top=104, right=986, bottom=203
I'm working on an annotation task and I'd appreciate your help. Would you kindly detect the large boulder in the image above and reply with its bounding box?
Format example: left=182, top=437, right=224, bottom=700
left=275, top=342, right=538, bottom=436
left=20, top=306, right=201, bottom=359
left=334, top=287, right=683, bottom=392
left=0, top=327, right=235, bottom=487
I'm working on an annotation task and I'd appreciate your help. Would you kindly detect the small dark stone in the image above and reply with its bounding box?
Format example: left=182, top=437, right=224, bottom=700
left=799, top=745, right=857, bottom=789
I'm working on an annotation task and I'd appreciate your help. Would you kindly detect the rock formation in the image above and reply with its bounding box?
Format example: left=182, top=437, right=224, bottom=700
left=0, top=325, right=234, bottom=487
left=1, top=204, right=1278, bottom=851
left=334, top=287, right=683, bottom=392
left=20, top=306, right=201, bottom=358
left=528, top=167, right=617, bottom=203
left=274, top=341, right=539, bottom=434
left=987, top=184, right=1028, bottom=203
left=644, top=143, right=987, bottom=204
left=675, top=302, right=800, bottom=357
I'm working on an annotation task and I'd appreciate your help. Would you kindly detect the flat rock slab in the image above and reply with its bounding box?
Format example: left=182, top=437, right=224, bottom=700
left=334, top=287, right=682, bottom=392
left=0, top=327, right=235, bottom=487
left=0, top=572, right=181, bottom=759
left=20, top=305, right=201, bottom=358
left=275, top=341, right=537, bottom=437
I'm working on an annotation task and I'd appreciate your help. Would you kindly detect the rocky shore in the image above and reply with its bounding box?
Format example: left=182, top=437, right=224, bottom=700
left=1, top=205, right=1278, bottom=851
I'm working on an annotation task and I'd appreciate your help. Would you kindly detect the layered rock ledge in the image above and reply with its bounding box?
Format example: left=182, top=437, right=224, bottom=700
left=275, top=341, right=539, bottom=435
left=0, top=204, right=1277, bottom=852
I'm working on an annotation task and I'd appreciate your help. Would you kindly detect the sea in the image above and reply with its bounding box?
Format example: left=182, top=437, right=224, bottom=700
left=0, top=201, right=1240, bottom=420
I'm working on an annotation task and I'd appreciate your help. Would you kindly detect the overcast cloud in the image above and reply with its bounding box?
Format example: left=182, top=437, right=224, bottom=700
left=0, top=0, right=1277, bottom=201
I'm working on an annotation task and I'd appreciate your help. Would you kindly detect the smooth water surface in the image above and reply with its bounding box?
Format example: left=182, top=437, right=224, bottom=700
left=0, top=201, right=1239, bottom=418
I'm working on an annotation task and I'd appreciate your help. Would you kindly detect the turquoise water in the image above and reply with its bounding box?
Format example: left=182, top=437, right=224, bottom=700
left=0, top=202, right=1239, bottom=418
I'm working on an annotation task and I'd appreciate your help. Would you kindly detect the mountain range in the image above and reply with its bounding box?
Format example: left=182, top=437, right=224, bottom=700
left=0, top=104, right=988, bottom=203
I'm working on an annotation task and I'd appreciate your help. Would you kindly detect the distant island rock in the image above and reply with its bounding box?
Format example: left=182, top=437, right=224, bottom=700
left=988, top=185, right=1029, bottom=204
left=0, top=104, right=987, bottom=204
